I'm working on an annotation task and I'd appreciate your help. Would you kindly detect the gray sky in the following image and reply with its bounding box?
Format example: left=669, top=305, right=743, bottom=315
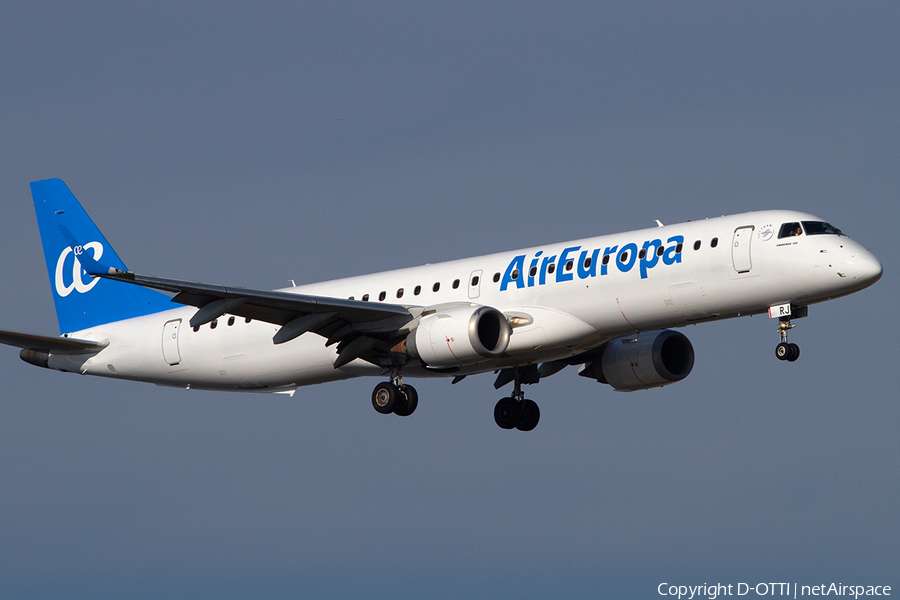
left=1, top=2, right=898, bottom=598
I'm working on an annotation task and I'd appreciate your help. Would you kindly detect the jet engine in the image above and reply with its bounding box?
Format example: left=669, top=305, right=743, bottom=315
left=579, top=329, right=694, bottom=391
left=406, top=305, right=511, bottom=368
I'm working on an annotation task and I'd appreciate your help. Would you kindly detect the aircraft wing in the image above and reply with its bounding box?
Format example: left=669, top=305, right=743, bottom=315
left=0, top=329, right=108, bottom=354
left=55, top=230, right=418, bottom=367
left=92, top=269, right=415, bottom=364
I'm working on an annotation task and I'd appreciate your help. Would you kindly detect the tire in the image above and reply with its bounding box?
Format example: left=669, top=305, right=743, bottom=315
left=394, top=385, right=418, bottom=417
left=493, top=397, right=517, bottom=430
left=787, top=343, right=800, bottom=362
left=516, top=399, right=540, bottom=432
left=372, top=382, right=399, bottom=414
left=775, top=342, right=791, bottom=361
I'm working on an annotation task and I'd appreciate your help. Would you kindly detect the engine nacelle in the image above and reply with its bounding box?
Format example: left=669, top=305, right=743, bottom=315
left=407, top=305, right=511, bottom=368
left=580, top=329, right=694, bottom=391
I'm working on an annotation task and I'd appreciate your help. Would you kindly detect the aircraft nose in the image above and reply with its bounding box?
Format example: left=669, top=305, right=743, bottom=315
left=846, top=246, right=883, bottom=288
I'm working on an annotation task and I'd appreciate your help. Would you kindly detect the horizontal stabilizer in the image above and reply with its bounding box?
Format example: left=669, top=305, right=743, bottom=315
left=0, top=329, right=108, bottom=354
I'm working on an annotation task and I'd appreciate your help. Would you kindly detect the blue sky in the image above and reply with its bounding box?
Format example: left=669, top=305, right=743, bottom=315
left=1, top=2, right=897, bottom=598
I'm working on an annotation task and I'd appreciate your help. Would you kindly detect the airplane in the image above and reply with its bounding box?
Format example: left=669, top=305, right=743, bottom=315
left=0, top=179, right=883, bottom=431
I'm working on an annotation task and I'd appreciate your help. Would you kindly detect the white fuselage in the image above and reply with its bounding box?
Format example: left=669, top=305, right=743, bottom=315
left=48, top=210, right=882, bottom=392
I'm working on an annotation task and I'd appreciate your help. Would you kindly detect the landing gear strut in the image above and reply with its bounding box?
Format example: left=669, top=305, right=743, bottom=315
left=775, top=317, right=800, bottom=362
left=493, top=369, right=540, bottom=431
left=371, top=372, right=418, bottom=417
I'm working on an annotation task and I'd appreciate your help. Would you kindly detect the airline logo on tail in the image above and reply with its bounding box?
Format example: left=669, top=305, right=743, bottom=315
left=54, top=242, right=103, bottom=297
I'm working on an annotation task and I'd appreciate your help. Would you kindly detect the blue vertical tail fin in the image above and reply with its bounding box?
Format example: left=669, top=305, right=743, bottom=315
left=30, top=179, right=172, bottom=334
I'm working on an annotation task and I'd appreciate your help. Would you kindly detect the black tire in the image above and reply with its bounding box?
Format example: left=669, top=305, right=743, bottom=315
left=775, top=342, right=791, bottom=361
left=394, top=384, right=418, bottom=417
left=516, top=399, right=540, bottom=432
left=372, top=382, right=399, bottom=414
left=787, top=343, right=800, bottom=362
left=493, top=397, right=517, bottom=430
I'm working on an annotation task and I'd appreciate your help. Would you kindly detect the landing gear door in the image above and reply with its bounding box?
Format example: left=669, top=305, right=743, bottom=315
left=162, top=319, right=182, bottom=365
left=468, top=270, right=483, bottom=299
left=732, top=226, right=754, bottom=273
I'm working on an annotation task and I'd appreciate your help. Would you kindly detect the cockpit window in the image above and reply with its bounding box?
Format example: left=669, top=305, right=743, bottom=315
left=802, top=221, right=843, bottom=236
left=778, top=222, right=804, bottom=238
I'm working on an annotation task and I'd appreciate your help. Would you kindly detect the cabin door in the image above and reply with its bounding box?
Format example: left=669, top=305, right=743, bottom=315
left=732, top=226, right=754, bottom=273
left=162, top=319, right=182, bottom=365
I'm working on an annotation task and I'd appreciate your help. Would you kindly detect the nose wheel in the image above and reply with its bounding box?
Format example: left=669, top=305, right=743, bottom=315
left=775, top=342, right=800, bottom=361
left=775, top=318, right=800, bottom=362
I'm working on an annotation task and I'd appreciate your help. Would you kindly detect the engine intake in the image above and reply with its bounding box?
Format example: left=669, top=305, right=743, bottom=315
left=580, top=329, right=694, bottom=391
left=407, top=305, right=511, bottom=368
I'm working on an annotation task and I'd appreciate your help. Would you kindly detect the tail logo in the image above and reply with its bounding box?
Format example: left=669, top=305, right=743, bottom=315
left=55, top=242, right=103, bottom=297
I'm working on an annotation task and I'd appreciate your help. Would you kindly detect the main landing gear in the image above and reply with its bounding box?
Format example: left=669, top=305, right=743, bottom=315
left=370, top=367, right=542, bottom=431
left=371, top=373, right=418, bottom=417
left=775, top=317, right=800, bottom=362
left=493, top=371, right=540, bottom=432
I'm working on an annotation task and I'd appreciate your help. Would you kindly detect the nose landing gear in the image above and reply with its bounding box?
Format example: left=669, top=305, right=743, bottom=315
left=775, top=317, right=800, bottom=362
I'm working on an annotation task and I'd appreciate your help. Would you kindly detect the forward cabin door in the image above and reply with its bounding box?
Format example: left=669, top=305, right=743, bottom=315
left=162, top=319, right=182, bottom=365
left=732, top=226, right=754, bottom=273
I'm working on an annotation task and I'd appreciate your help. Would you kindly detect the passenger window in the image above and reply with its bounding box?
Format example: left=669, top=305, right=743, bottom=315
left=452, top=279, right=460, bottom=289
left=693, top=240, right=701, bottom=250
left=228, top=316, right=235, bottom=326
left=638, top=249, right=646, bottom=259
left=493, top=272, right=501, bottom=282
left=414, top=285, right=421, bottom=296
left=362, top=294, right=369, bottom=302
left=548, top=263, right=555, bottom=274
left=379, top=291, right=386, bottom=301
left=676, top=243, right=683, bottom=253
left=619, top=251, right=629, bottom=263
left=471, top=276, right=479, bottom=286
left=529, top=266, right=537, bottom=277
left=565, top=261, right=573, bottom=271
left=584, top=257, right=592, bottom=269
left=511, top=269, right=519, bottom=280
left=348, top=296, right=354, bottom=301
left=396, top=288, right=404, bottom=298
left=245, top=317, right=252, bottom=323
left=710, top=238, right=718, bottom=248
left=657, top=246, right=664, bottom=256
left=210, top=319, right=218, bottom=329
left=778, top=222, right=803, bottom=238
left=433, top=282, right=440, bottom=292
left=193, top=325, right=199, bottom=332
